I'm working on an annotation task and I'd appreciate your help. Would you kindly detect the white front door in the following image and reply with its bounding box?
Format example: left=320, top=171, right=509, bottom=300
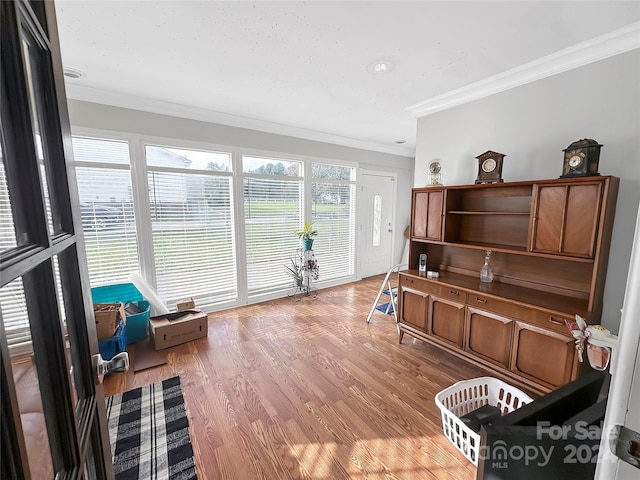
left=359, top=171, right=396, bottom=278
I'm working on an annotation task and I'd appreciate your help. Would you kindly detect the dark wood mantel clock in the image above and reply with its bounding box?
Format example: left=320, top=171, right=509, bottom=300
left=475, top=150, right=505, bottom=184
left=561, top=139, right=602, bottom=178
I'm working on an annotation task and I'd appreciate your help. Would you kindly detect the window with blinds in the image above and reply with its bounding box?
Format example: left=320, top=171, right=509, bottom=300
left=73, top=137, right=140, bottom=286
left=145, top=145, right=236, bottom=308
left=243, top=156, right=303, bottom=296
left=311, top=163, right=356, bottom=280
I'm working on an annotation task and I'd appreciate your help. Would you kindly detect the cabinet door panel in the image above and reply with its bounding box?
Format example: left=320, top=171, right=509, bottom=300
left=532, top=186, right=565, bottom=253
left=412, top=192, right=428, bottom=238
left=466, top=308, right=513, bottom=368
left=399, top=287, right=428, bottom=332
left=426, top=190, right=443, bottom=240
left=511, top=321, right=576, bottom=388
left=531, top=183, right=601, bottom=258
left=564, top=184, right=601, bottom=257
left=429, top=296, right=465, bottom=348
left=412, top=190, right=443, bottom=241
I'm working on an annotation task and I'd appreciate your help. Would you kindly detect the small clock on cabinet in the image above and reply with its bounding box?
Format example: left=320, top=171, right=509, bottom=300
left=561, top=139, right=602, bottom=178
left=475, top=151, right=505, bottom=184
left=428, top=161, right=442, bottom=186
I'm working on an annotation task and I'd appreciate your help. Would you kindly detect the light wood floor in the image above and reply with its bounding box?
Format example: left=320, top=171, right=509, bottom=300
left=104, top=275, right=485, bottom=480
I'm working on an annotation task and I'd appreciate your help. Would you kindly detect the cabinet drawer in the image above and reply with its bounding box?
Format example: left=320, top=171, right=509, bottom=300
left=399, top=274, right=430, bottom=293
left=400, top=275, right=468, bottom=302
left=432, top=284, right=467, bottom=303
left=526, top=311, right=573, bottom=335
left=468, top=294, right=519, bottom=318
left=468, top=294, right=572, bottom=335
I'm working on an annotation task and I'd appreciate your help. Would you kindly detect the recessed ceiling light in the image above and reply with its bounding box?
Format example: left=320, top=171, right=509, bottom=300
left=367, top=60, right=394, bottom=74
left=394, top=140, right=406, bottom=144
left=63, top=68, right=85, bottom=79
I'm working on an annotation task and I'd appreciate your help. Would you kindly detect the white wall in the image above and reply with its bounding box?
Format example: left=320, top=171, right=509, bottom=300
left=414, top=50, right=640, bottom=332
left=67, top=99, right=415, bottom=275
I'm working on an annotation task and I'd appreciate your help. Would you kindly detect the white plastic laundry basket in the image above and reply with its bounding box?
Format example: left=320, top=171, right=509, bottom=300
left=434, top=376, right=533, bottom=465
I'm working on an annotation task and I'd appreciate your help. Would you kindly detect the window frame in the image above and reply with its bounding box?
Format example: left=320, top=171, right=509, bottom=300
left=69, top=129, right=362, bottom=307
left=310, top=160, right=358, bottom=282
left=143, top=141, right=238, bottom=309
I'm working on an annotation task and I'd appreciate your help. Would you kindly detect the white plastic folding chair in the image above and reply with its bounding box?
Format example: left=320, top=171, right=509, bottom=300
left=366, top=263, right=407, bottom=324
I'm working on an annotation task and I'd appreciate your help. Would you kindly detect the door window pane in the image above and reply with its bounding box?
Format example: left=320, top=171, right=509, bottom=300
left=0, top=139, right=17, bottom=251
left=21, top=37, right=55, bottom=235
left=1, top=279, right=54, bottom=479
left=1, top=278, right=31, bottom=352
left=53, top=255, right=79, bottom=410
left=372, top=194, right=382, bottom=247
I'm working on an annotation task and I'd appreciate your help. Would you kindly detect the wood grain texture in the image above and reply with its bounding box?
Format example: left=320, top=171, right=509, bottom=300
left=104, top=275, right=484, bottom=479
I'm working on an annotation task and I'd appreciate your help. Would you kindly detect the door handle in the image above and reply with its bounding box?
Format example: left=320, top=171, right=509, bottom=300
left=93, top=352, right=129, bottom=384
left=610, top=425, right=640, bottom=469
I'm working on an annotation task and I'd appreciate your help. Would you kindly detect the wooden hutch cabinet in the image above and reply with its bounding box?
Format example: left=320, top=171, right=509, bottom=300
left=398, top=176, right=618, bottom=395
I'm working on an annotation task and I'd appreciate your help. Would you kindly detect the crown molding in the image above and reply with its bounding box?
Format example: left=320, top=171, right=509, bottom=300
left=406, top=22, right=640, bottom=118
left=64, top=84, right=415, bottom=157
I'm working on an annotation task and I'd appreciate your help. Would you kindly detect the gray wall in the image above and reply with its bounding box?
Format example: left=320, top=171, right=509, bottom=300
left=414, top=50, right=640, bottom=332
left=67, top=99, right=415, bottom=274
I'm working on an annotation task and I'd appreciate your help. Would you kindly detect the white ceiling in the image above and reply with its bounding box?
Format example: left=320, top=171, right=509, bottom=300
left=56, top=1, right=640, bottom=156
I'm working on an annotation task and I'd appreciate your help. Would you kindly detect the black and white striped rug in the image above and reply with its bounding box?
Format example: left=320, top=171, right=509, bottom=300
left=106, top=376, right=197, bottom=480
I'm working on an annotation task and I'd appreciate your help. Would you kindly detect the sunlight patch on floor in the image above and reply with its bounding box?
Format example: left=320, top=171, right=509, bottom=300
left=289, top=434, right=473, bottom=479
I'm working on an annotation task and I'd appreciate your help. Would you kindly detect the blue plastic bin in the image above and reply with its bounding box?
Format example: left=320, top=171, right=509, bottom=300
left=98, top=320, right=127, bottom=360
left=91, top=283, right=151, bottom=344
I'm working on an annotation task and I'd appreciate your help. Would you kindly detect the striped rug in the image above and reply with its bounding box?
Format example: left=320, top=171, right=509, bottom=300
left=106, top=376, right=197, bottom=480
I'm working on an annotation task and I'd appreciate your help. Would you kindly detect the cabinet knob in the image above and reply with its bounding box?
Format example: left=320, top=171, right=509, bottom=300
left=475, top=297, right=487, bottom=304
left=449, top=289, right=460, bottom=296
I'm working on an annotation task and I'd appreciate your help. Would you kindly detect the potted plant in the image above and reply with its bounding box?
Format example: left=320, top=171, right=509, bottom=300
left=301, top=256, right=319, bottom=281
left=294, top=221, right=318, bottom=250
left=284, top=258, right=304, bottom=288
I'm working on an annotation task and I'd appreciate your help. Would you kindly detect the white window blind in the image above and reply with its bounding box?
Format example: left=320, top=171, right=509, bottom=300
left=243, top=156, right=303, bottom=295
left=146, top=145, right=236, bottom=308
left=311, top=163, right=356, bottom=280
left=73, top=137, right=140, bottom=287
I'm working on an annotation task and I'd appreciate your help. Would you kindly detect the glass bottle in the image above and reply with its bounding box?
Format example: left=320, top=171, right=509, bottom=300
left=480, top=250, right=494, bottom=283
